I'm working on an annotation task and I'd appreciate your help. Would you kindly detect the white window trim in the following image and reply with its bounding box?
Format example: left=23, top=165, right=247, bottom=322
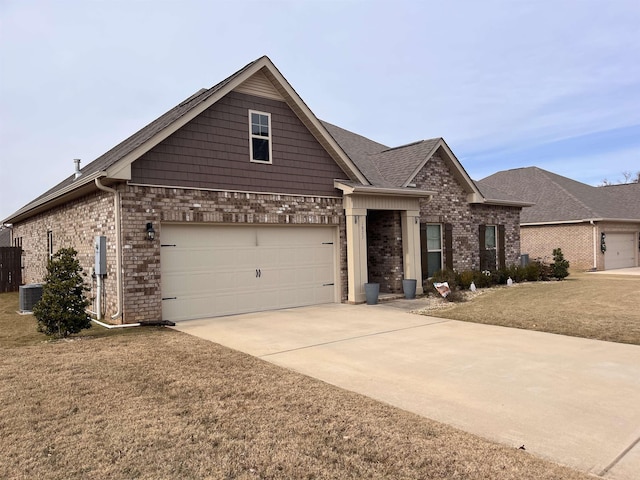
left=426, top=224, right=443, bottom=273
left=248, top=110, right=273, bottom=164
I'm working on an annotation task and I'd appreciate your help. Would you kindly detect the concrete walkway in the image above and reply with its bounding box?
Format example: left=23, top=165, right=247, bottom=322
left=172, top=301, right=640, bottom=479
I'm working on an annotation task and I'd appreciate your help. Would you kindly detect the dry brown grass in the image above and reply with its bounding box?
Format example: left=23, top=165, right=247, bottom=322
left=0, top=292, right=592, bottom=479
left=423, top=273, right=640, bottom=345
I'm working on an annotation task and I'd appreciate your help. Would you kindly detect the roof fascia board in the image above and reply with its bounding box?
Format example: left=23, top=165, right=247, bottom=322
left=587, top=218, right=640, bottom=224
left=334, top=180, right=434, bottom=198
left=4, top=171, right=107, bottom=224
left=482, top=198, right=535, bottom=207
left=522, top=218, right=640, bottom=227
left=261, top=66, right=369, bottom=185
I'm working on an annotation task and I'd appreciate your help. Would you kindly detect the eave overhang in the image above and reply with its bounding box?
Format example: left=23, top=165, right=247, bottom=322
left=522, top=218, right=640, bottom=226
left=3, top=172, right=113, bottom=224
left=334, top=180, right=435, bottom=198
left=482, top=198, right=535, bottom=207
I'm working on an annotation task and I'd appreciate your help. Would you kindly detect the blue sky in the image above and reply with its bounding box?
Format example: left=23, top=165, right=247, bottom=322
left=1, top=0, right=639, bottom=219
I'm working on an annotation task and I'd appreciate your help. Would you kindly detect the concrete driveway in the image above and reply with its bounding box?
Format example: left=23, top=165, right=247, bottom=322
left=589, top=267, right=640, bottom=276
left=173, top=300, right=640, bottom=479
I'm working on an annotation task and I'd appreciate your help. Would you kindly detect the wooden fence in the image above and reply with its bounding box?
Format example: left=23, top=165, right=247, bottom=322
left=0, top=247, right=22, bottom=293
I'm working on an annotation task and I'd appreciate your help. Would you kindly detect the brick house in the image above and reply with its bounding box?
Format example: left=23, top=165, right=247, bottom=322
left=3, top=56, right=528, bottom=324
left=478, top=167, right=640, bottom=271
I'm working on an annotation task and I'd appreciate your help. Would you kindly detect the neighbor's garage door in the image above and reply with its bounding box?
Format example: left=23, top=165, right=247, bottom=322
left=604, top=233, right=636, bottom=270
left=161, top=224, right=337, bottom=322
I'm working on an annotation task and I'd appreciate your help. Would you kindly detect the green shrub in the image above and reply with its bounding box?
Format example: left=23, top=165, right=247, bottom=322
left=457, top=270, right=475, bottom=290
left=428, top=269, right=458, bottom=292
left=473, top=270, right=494, bottom=288
left=523, top=262, right=541, bottom=281
left=551, top=248, right=570, bottom=280
left=33, top=247, right=91, bottom=338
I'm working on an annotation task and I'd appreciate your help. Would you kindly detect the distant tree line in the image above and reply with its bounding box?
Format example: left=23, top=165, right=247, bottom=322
left=599, top=171, right=640, bottom=186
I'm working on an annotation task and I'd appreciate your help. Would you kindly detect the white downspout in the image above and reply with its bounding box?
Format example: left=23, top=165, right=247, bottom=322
left=95, top=178, right=123, bottom=322
left=590, top=220, right=597, bottom=271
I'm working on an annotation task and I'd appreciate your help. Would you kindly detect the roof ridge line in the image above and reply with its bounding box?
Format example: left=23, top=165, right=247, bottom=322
left=380, top=139, right=434, bottom=153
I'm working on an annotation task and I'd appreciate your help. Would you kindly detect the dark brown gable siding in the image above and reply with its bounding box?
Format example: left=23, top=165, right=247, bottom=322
left=131, top=92, right=347, bottom=196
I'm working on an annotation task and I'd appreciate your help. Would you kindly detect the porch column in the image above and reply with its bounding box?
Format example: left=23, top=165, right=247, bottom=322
left=401, top=210, right=424, bottom=295
left=345, top=208, right=368, bottom=303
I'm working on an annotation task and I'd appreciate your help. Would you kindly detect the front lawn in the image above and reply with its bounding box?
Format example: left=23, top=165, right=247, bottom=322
left=0, top=292, right=591, bottom=479
left=424, top=273, right=640, bottom=345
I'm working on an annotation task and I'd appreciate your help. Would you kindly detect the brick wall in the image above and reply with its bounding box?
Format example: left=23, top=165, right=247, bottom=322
left=523, top=222, right=640, bottom=271
left=366, top=210, right=403, bottom=293
left=11, top=190, right=119, bottom=318
left=120, top=184, right=347, bottom=322
left=414, top=154, right=522, bottom=271
left=522, top=224, right=594, bottom=270
left=471, top=204, right=521, bottom=268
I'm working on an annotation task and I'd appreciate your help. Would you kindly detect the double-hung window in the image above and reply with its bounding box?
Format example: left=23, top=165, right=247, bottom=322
left=425, top=224, right=443, bottom=278
left=484, top=225, right=497, bottom=271
left=249, top=110, right=272, bottom=163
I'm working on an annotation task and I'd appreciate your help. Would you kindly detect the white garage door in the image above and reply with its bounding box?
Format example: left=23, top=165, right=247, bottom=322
left=160, top=224, right=337, bottom=322
left=604, top=233, right=636, bottom=270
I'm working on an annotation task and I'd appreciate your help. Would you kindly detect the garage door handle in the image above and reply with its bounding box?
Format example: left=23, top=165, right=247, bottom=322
left=162, top=297, right=177, bottom=301
left=323, top=283, right=334, bottom=286
left=256, top=269, right=261, bottom=278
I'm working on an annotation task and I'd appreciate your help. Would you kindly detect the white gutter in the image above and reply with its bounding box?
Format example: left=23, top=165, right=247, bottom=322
left=590, top=220, right=598, bottom=270
left=523, top=218, right=640, bottom=227
left=94, top=178, right=123, bottom=322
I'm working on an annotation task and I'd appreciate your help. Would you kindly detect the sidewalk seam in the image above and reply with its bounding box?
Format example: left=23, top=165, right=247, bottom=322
left=599, top=435, right=640, bottom=476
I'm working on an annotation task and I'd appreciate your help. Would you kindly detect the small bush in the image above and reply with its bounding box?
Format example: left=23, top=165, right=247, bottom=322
left=426, top=269, right=458, bottom=295
left=444, top=288, right=466, bottom=303
left=33, top=247, right=91, bottom=338
left=552, top=248, right=570, bottom=280
left=457, top=270, right=475, bottom=290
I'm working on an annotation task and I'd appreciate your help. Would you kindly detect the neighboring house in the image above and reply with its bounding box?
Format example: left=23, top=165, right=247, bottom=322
left=478, top=167, right=640, bottom=271
left=3, top=56, right=528, bottom=324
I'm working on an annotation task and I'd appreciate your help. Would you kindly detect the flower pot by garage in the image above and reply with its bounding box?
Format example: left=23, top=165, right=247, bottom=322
left=402, top=279, right=417, bottom=299
left=364, top=282, right=380, bottom=305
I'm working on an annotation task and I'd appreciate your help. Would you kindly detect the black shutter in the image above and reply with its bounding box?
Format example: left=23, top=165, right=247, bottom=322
left=444, top=223, right=453, bottom=270
left=498, top=224, right=506, bottom=269
left=419, top=224, right=428, bottom=282
left=479, top=224, right=486, bottom=271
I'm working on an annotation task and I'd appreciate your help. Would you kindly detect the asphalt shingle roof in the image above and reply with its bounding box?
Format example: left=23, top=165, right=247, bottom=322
left=478, top=167, right=640, bottom=223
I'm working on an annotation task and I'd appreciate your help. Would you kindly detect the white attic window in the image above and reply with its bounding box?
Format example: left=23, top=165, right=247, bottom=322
left=249, top=110, right=272, bottom=164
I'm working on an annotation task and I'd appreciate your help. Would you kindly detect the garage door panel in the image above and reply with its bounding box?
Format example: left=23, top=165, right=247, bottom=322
left=161, top=225, right=336, bottom=321
left=605, top=233, right=636, bottom=270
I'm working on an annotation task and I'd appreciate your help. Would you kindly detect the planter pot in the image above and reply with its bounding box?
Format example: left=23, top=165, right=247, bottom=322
left=364, top=282, right=380, bottom=305
left=402, top=279, right=417, bottom=299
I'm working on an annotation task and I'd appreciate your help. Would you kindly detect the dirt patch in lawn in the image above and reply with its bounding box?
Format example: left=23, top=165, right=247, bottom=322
left=418, top=273, right=640, bottom=345
left=0, top=292, right=591, bottom=480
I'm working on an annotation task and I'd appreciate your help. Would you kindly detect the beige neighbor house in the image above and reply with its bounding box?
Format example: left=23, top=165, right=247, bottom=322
left=3, top=56, right=529, bottom=324
left=478, top=167, right=640, bottom=271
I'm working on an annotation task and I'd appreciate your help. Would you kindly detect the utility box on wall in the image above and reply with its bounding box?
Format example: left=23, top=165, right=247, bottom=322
left=95, top=236, right=107, bottom=275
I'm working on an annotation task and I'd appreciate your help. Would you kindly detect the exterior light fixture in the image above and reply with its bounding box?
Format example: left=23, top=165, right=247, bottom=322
left=146, top=222, right=155, bottom=241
